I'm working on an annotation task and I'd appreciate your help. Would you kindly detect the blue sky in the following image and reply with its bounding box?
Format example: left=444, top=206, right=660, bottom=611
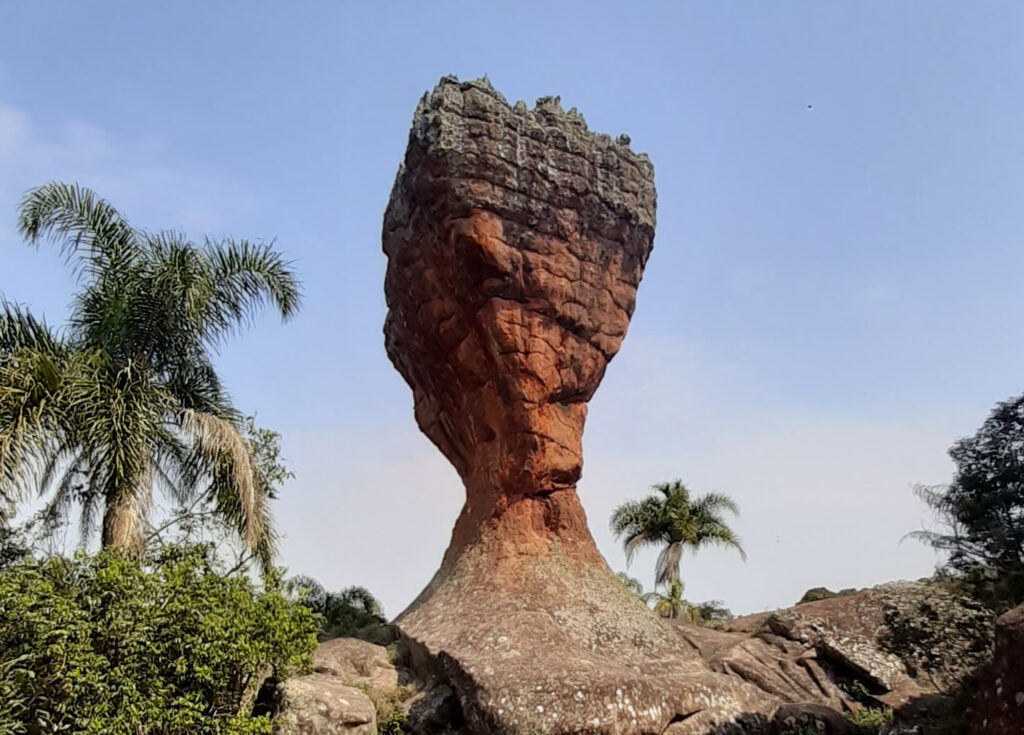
left=2, top=2, right=1024, bottom=616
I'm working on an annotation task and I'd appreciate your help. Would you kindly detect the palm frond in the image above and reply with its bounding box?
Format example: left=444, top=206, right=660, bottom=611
left=696, top=524, right=747, bottom=561
left=653, top=480, right=690, bottom=502
left=199, top=238, right=301, bottom=345
left=18, top=182, right=139, bottom=281
left=0, top=302, right=65, bottom=356
left=181, top=409, right=268, bottom=553
left=692, top=491, right=740, bottom=517
left=623, top=529, right=661, bottom=566
left=0, top=349, right=70, bottom=502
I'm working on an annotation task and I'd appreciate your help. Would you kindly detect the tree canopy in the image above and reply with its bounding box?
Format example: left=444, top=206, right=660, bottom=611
left=610, top=480, right=746, bottom=586
left=0, top=182, right=301, bottom=572
left=910, top=393, right=1024, bottom=611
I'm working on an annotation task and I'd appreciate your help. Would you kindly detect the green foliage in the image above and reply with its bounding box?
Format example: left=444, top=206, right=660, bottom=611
left=908, top=394, right=1024, bottom=612
left=0, top=544, right=318, bottom=734
left=845, top=706, right=893, bottom=734
left=146, top=416, right=295, bottom=577
left=0, top=182, right=301, bottom=568
left=798, top=586, right=837, bottom=604
left=284, top=575, right=394, bottom=643
left=639, top=579, right=731, bottom=625
left=797, top=586, right=860, bottom=605
left=838, top=678, right=873, bottom=705
left=692, top=599, right=732, bottom=622
left=610, top=479, right=745, bottom=586
left=643, top=580, right=695, bottom=621
left=615, top=571, right=644, bottom=595
left=355, top=684, right=410, bottom=735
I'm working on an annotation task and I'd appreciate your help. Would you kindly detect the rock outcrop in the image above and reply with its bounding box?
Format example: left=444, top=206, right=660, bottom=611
left=274, top=638, right=403, bottom=735
left=383, top=76, right=777, bottom=734
left=714, top=582, right=993, bottom=719
left=313, top=637, right=400, bottom=693
left=972, top=601, right=1024, bottom=735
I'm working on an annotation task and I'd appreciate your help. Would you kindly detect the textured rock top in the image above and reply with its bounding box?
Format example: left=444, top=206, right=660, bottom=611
left=394, top=75, right=656, bottom=237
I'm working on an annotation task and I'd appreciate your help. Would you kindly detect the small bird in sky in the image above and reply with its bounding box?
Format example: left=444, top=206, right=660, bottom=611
left=807, top=104, right=813, bottom=109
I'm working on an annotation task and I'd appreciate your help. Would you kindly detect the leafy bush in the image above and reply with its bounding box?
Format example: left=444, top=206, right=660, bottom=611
left=354, top=684, right=411, bottom=735
left=285, top=576, right=394, bottom=644
left=693, top=599, right=732, bottom=621
left=0, top=544, right=318, bottom=734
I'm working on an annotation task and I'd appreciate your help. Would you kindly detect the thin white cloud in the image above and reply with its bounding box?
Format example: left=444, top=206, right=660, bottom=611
left=0, top=98, right=253, bottom=250
left=274, top=332, right=965, bottom=619
left=0, top=97, right=971, bottom=621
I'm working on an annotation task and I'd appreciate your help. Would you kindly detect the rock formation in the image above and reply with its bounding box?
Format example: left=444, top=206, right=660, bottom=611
left=972, top=601, right=1024, bottom=735
left=275, top=639, right=404, bottom=735
left=716, top=581, right=993, bottom=718
left=382, top=76, right=776, bottom=734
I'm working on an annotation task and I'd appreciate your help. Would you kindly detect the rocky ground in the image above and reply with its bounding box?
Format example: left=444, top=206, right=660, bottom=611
left=271, top=580, right=1024, bottom=735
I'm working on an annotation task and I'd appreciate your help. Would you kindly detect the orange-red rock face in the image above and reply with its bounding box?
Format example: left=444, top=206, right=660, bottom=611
left=383, top=78, right=776, bottom=735
left=383, top=78, right=654, bottom=564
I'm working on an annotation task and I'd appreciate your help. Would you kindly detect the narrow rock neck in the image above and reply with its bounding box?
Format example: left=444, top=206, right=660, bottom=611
left=440, top=478, right=604, bottom=570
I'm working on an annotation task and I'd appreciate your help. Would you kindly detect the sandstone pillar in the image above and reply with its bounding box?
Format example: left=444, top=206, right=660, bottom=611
left=383, top=76, right=774, bottom=735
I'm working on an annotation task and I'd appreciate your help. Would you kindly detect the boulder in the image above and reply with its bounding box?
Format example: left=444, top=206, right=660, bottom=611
left=274, top=676, right=376, bottom=734
left=771, top=703, right=855, bottom=735
left=704, top=581, right=994, bottom=723
left=313, top=637, right=399, bottom=693
left=383, top=75, right=778, bottom=734
left=972, top=601, right=1024, bottom=735
left=766, top=611, right=908, bottom=692
left=676, top=626, right=852, bottom=712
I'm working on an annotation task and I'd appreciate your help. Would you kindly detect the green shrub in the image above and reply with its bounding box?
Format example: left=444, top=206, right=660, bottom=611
left=353, top=684, right=410, bottom=735
left=284, top=576, right=394, bottom=644
left=0, top=544, right=318, bottom=734
left=845, top=706, right=893, bottom=734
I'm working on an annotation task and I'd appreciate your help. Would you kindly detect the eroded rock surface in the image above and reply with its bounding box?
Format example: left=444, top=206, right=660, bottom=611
left=677, top=626, right=853, bottom=712
left=275, top=677, right=377, bottom=735
left=717, top=581, right=993, bottom=716
left=383, top=76, right=777, bottom=734
left=314, top=637, right=400, bottom=693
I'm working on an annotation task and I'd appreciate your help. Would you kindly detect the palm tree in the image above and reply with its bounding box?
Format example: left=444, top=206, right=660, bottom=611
left=616, top=571, right=644, bottom=596
left=0, top=182, right=300, bottom=570
left=610, top=479, right=746, bottom=587
left=642, top=580, right=695, bottom=621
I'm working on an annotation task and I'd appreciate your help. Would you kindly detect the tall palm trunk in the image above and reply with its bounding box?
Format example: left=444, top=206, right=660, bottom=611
left=100, top=472, right=149, bottom=553
left=101, top=494, right=142, bottom=552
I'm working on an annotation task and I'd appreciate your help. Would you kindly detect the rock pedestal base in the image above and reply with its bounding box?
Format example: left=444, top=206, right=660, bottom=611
left=397, top=509, right=777, bottom=735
